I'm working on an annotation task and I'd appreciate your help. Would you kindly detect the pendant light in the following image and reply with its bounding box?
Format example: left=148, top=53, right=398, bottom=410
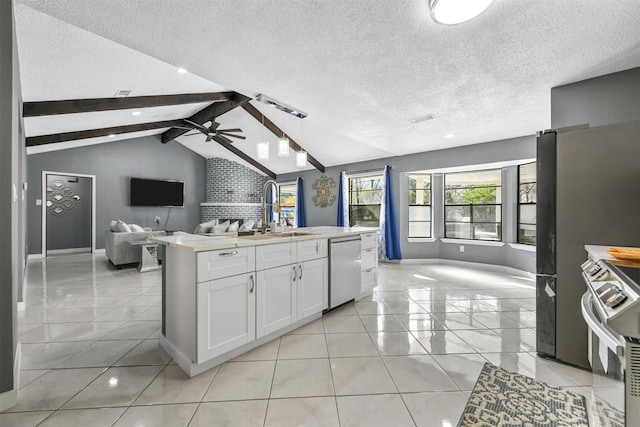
left=429, top=0, right=493, bottom=26
left=278, top=113, right=290, bottom=157
left=296, top=151, right=307, bottom=168
left=257, top=114, right=269, bottom=160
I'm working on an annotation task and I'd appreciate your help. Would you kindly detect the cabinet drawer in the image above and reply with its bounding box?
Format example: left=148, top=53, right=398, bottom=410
left=361, top=268, right=376, bottom=294
left=197, top=247, right=256, bottom=282
left=297, top=239, right=328, bottom=262
left=361, top=232, right=378, bottom=250
left=361, top=247, right=377, bottom=271
left=256, top=242, right=296, bottom=270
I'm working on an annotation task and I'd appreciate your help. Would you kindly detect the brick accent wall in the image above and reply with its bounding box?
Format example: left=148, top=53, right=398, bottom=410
left=202, top=158, right=266, bottom=222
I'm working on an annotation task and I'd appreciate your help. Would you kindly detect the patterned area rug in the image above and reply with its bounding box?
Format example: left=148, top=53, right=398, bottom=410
left=458, top=363, right=589, bottom=427
left=593, top=399, right=624, bottom=427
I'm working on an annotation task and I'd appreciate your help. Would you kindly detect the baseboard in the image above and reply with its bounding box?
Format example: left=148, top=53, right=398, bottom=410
left=17, top=301, right=25, bottom=311
left=93, top=249, right=106, bottom=254
left=27, top=253, right=44, bottom=260
left=397, top=258, right=535, bottom=278
left=47, top=247, right=91, bottom=256
left=0, top=342, right=20, bottom=412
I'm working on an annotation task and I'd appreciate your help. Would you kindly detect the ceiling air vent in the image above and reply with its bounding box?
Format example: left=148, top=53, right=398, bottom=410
left=114, top=90, right=131, bottom=98
left=408, top=114, right=435, bottom=124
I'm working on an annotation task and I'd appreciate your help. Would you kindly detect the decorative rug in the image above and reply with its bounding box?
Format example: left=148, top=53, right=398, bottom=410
left=593, top=399, right=624, bottom=427
left=458, top=363, right=589, bottom=427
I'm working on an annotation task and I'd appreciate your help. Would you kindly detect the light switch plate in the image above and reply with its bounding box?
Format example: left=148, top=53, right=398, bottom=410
left=36, top=199, right=42, bottom=206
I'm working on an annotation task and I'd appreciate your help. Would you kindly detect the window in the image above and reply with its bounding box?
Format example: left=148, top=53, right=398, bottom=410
left=278, top=183, right=297, bottom=227
left=444, top=169, right=502, bottom=241
left=408, top=174, right=431, bottom=238
left=349, top=173, right=384, bottom=227
left=518, top=162, right=536, bottom=245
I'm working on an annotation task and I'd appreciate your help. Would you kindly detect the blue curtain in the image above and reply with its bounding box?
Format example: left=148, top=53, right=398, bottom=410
left=336, top=171, right=346, bottom=226
left=295, top=177, right=306, bottom=227
left=380, top=165, right=402, bottom=260
left=270, top=184, right=277, bottom=222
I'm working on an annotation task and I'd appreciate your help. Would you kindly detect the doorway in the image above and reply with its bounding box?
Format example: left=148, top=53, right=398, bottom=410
left=41, top=171, right=96, bottom=256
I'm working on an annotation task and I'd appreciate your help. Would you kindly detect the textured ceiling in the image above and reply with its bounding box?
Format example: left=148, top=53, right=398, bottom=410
left=15, top=0, right=640, bottom=174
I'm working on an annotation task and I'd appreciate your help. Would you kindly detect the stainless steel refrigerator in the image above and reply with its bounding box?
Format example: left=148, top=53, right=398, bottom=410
left=536, top=120, right=640, bottom=369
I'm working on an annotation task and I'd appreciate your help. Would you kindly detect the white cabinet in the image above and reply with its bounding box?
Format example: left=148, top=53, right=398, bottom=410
left=196, top=272, right=256, bottom=362
left=360, top=232, right=378, bottom=295
left=297, top=258, right=328, bottom=319
left=297, top=238, right=328, bottom=262
left=256, top=264, right=297, bottom=338
left=255, top=242, right=296, bottom=270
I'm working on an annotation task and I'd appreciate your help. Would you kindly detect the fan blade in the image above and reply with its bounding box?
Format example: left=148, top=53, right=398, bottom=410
left=184, top=119, right=208, bottom=131
left=205, top=135, right=213, bottom=142
left=219, top=133, right=246, bottom=140
left=174, top=126, right=194, bottom=130
left=180, top=131, right=201, bottom=137
left=210, top=121, right=221, bottom=131
left=217, top=128, right=242, bottom=133
left=213, top=135, right=234, bottom=145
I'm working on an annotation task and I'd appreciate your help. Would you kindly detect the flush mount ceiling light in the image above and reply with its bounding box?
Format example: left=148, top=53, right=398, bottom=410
left=429, top=0, right=493, bottom=25
left=296, top=151, right=308, bottom=168
left=256, top=94, right=307, bottom=119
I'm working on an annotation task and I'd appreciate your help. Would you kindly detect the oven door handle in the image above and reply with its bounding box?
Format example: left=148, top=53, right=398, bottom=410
left=581, top=291, right=624, bottom=357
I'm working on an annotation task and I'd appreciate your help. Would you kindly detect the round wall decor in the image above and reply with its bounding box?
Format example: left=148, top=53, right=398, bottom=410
left=312, top=175, right=337, bottom=208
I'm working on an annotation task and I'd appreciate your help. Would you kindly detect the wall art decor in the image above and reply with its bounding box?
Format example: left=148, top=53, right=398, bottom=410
left=312, top=175, right=337, bottom=208
left=46, top=182, right=84, bottom=217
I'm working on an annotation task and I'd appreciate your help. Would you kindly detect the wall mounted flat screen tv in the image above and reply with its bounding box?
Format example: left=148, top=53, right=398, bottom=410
left=130, top=178, right=184, bottom=207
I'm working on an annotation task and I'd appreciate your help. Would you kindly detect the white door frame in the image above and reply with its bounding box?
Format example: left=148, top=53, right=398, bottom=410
left=41, top=171, right=97, bottom=257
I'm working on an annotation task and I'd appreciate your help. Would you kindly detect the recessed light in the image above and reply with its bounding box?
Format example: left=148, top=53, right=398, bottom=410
left=108, top=134, right=116, bottom=138
left=177, top=67, right=187, bottom=74
left=132, top=111, right=141, bottom=116
left=444, top=134, right=455, bottom=138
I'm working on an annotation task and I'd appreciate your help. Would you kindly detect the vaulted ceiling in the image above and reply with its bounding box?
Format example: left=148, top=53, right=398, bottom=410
left=15, top=0, right=640, bottom=175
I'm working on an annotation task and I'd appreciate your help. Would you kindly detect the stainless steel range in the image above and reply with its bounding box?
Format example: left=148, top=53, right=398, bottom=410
left=581, top=245, right=640, bottom=425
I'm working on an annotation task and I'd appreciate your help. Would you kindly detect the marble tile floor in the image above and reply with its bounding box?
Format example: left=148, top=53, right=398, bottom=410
left=1, top=254, right=623, bottom=426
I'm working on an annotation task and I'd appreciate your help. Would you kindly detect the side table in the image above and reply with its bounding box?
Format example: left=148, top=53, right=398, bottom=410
left=128, top=240, right=161, bottom=272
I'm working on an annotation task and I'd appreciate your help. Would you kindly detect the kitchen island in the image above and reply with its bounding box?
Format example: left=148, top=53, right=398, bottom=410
left=154, top=226, right=378, bottom=377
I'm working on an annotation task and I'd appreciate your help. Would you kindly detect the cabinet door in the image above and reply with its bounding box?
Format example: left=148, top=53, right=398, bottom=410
left=297, top=239, right=328, bottom=262
left=361, top=268, right=376, bottom=295
left=361, top=247, right=378, bottom=271
left=256, top=265, right=297, bottom=338
left=197, top=273, right=256, bottom=362
left=298, top=258, right=328, bottom=319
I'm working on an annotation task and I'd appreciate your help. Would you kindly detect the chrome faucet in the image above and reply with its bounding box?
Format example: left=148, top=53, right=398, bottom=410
left=262, top=179, right=278, bottom=234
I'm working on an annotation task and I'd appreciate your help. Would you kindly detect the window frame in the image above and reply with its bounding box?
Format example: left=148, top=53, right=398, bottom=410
left=408, top=173, right=432, bottom=238
left=347, top=171, right=385, bottom=228
left=443, top=169, right=503, bottom=242
left=517, top=162, right=537, bottom=245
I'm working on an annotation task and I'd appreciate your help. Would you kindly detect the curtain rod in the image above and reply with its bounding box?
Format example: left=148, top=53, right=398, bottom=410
left=346, top=165, right=392, bottom=176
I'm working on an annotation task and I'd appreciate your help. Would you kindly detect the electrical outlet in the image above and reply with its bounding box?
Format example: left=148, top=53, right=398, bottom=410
left=459, top=245, right=465, bottom=253
left=155, top=216, right=161, bottom=225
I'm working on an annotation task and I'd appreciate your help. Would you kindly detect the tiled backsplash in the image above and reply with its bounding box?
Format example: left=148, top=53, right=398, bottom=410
left=203, top=158, right=266, bottom=222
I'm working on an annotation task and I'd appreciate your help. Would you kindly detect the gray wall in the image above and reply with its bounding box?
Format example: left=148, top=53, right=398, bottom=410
left=280, top=135, right=537, bottom=272
left=28, top=136, right=206, bottom=253
left=45, top=174, right=92, bottom=251
left=551, top=67, right=640, bottom=129
left=0, top=0, right=25, bottom=399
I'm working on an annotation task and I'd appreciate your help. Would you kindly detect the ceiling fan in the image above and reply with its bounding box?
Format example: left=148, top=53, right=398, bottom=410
left=178, top=118, right=246, bottom=144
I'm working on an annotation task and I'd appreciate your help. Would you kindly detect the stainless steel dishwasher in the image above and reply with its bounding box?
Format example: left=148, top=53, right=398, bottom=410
left=328, top=235, right=361, bottom=310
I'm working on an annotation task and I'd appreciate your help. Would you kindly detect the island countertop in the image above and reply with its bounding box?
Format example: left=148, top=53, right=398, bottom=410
left=153, top=226, right=379, bottom=252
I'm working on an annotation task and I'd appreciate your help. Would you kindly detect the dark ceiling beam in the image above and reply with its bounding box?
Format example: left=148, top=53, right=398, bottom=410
left=215, top=139, right=276, bottom=179
left=241, top=102, right=325, bottom=173
left=161, top=93, right=251, bottom=144
left=23, top=92, right=235, bottom=117
left=26, top=119, right=185, bottom=147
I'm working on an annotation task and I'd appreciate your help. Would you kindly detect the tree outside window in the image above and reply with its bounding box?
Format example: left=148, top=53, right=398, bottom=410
left=278, top=183, right=297, bottom=227
left=408, top=174, right=431, bottom=238
left=349, top=174, right=384, bottom=227
left=518, top=162, right=536, bottom=245
left=444, top=169, right=502, bottom=241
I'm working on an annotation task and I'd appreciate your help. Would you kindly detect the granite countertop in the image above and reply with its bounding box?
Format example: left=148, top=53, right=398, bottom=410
left=153, top=226, right=379, bottom=252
